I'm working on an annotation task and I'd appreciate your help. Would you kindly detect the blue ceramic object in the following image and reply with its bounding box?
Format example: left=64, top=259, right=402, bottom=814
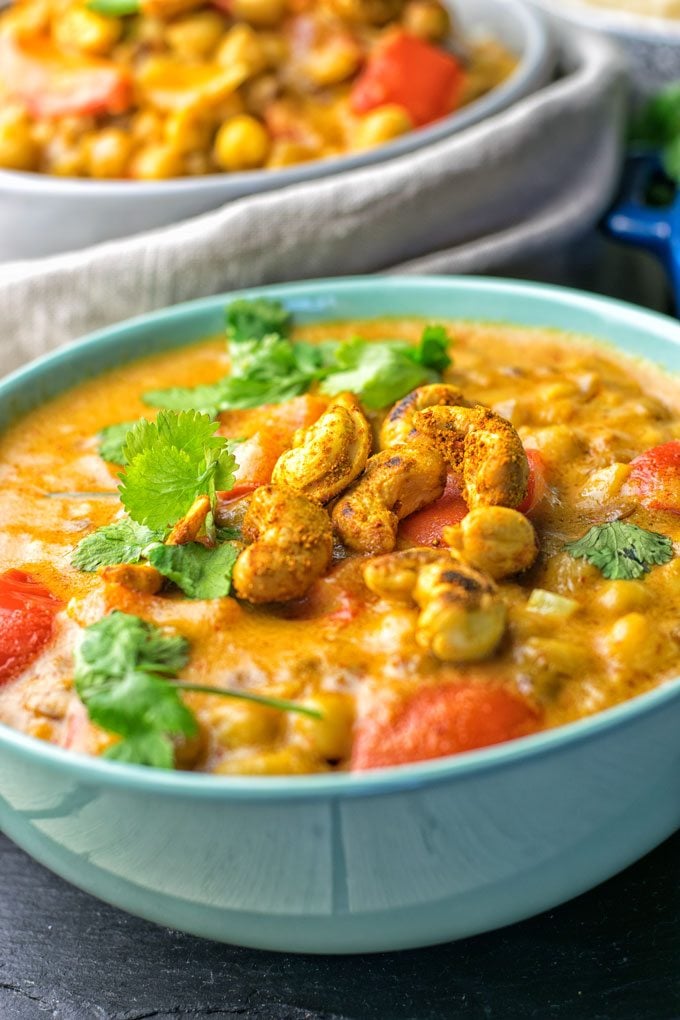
left=0, top=277, right=678, bottom=954
left=605, top=153, right=680, bottom=310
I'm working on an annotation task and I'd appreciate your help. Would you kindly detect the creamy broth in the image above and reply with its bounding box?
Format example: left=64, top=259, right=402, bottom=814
left=0, top=318, right=679, bottom=774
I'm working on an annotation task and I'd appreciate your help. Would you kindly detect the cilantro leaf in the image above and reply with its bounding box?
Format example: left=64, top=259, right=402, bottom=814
left=119, top=411, right=237, bottom=530
left=72, top=518, right=162, bottom=572
left=75, top=611, right=189, bottom=683
left=320, top=341, right=429, bottom=409
left=630, top=83, right=680, bottom=149
left=144, top=300, right=453, bottom=415
left=148, top=542, right=239, bottom=599
left=73, top=610, right=322, bottom=768
left=565, top=521, right=673, bottom=580
left=98, top=421, right=139, bottom=465
left=74, top=612, right=194, bottom=768
left=226, top=297, right=292, bottom=343
left=413, top=325, right=453, bottom=373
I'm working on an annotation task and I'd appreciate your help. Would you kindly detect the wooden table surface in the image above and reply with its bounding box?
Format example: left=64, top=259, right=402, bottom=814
left=0, top=242, right=678, bottom=1020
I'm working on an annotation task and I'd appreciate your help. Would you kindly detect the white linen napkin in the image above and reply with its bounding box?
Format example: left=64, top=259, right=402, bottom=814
left=0, top=29, right=627, bottom=377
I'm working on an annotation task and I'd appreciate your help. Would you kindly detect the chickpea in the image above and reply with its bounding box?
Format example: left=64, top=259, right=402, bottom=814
left=519, top=425, right=584, bottom=465
left=53, top=6, right=122, bottom=56
left=0, top=108, right=38, bottom=172
left=600, top=612, right=660, bottom=671
left=445, top=507, right=538, bottom=581
left=402, top=0, right=451, bottom=40
left=44, top=137, right=86, bottom=176
left=166, top=10, right=228, bottom=60
left=130, top=142, right=183, bottom=179
left=216, top=24, right=268, bottom=77
left=303, top=41, right=361, bottom=87
left=596, top=581, right=651, bottom=616
left=352, top=105, right=413, bottom=150
left=214, top=746, right=321, bottom=775
left=213, top=114, right=270, bottom=170
left=267, top=139, right=316, bottom=167
left=289, top=692, right=355, bottom=762
left=212, top=701, right=282, bottom=749
left=229, top=0, right=286, bottom=27
left=131, top=109, right=165, bottom=144
left=84, top=127, right=133, bottom=178
left=165, top=109, right=213, bottom=155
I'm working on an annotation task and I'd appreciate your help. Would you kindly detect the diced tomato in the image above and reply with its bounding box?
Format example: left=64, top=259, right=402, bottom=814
left=220, top=394, right=330, bottom=489
left=517, top=448, right=548, bottom=515
left=351, top=682, right=541, bottom=771
left=351, top=31, right=464, bottom=127
left=0, top=570, right=61, bottom=684
left=626, top=440, right=680, bottom=514
left=0, top=32, right=132, bottom=119
left=288, top=572, right=363, bottom=623
left=399, top=474, right=468, bottom=546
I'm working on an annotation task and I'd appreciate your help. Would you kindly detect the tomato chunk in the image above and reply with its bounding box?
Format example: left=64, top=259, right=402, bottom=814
left=626, top=440, right=680, bottom=514
left=0, top=32, right=132, bottom=119
left=517, top=448, right=548, bottom=516
left=399, top=474, right=468, bottom=546
left=352, top=682, right=541, bottom=770
left=351, top=31, right=464, bottom=127
left=0, top=570, right=61, bottom=684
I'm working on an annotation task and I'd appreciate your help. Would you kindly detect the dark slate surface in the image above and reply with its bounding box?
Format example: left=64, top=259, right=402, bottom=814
left=0, top=830, right=678, bottom=1020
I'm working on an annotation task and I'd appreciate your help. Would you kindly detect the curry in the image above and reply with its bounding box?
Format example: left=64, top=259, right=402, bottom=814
left=0, top=0, right=515, bottom=178
left=0, top=303, right=679, bottom=775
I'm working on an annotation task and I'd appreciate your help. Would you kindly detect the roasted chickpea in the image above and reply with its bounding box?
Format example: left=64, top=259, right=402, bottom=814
left=53, top=5, right=122, bottom=56
left=212, top=701, right=282, bottom=749
left=84, top=127, right=133, bottom=178
left=216, top=23, right=269, bottom=76
left=352, top=105, right=413, bottom=149
left=166, top=10, right=228, bottom=60
left=402, top=0, right=451, bottom=40
left=229, top=0, right=286, bottom=27
left=289, top=692, right=355, bottom=762
left=164, top=109, right=213, bottom=155
left=0, top=107, right=39, bottom=171
left=130, top=142, right=183, bottom=179
left=213, top=114, right=270, bottom=170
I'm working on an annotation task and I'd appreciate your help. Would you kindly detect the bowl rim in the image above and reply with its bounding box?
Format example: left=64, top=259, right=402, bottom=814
left=0, top=0, right=548, bottom=198
left=1, top=273, right=679, bottom=800
left=530, top=0, right=680, bottom=41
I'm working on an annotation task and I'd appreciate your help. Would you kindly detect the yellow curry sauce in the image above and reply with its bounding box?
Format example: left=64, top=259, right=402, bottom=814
left=0, top=317, right=679, bottom=775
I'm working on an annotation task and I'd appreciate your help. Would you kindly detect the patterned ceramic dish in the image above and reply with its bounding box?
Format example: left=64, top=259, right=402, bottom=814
left=529, top=0, right=680, bottom=99
left=0, top=276, right=678, bottom=954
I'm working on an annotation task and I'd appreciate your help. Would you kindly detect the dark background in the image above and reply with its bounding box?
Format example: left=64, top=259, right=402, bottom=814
left=1, top=243, right=679, bottom=1020
left=0, top=831, right=678, bottom=1019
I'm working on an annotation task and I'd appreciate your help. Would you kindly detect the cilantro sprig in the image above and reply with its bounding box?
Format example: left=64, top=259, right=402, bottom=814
left=144, top=298, right=453, bottom=414
left=565, top=521, right=673, bottom=580
left=630, top=83, right=680, bottom=187
left=72, top=518, right=162, bottom=572
left=98, top=420, right=139, bottom=466
left=119, top=410, right=237, bottom=530
left=74, top=612, right=321, bottom=768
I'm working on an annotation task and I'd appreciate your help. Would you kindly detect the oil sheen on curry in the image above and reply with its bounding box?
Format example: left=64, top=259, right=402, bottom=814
left=0, top=299, right=679, bottom=775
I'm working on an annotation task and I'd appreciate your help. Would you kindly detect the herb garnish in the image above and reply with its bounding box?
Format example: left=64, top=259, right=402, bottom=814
left=119, top=410, right=237, bottom=530
left=75, top=612, right=321, bottom=768
left=565, top=521, right=673, bottom=580
left=630, top=83, right=680, bottom=186
left=147, top=542, right=239, bottom=600
left=98, top=420, right=139, bottom=465
left=144, top=298, right=453, bottom=414
left=72, top=519, right=163, bottom=572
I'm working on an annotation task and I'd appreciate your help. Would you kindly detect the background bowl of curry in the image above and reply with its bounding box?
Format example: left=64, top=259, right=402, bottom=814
left=0, top=276, right=678, bottom=954
left=0, top=0, right=550, bottom=261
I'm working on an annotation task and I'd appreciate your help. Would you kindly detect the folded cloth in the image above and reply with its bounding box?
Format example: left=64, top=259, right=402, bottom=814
left=0, top=29, right=626, bottom=377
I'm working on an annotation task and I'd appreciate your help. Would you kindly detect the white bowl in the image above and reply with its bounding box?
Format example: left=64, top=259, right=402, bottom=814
left=0, top=0, right=551, bottom=262
left=529, top=0, right=680, bottom=100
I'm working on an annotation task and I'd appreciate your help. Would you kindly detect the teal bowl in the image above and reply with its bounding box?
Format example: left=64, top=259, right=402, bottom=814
left=0, top=277, right=678, bottom=954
